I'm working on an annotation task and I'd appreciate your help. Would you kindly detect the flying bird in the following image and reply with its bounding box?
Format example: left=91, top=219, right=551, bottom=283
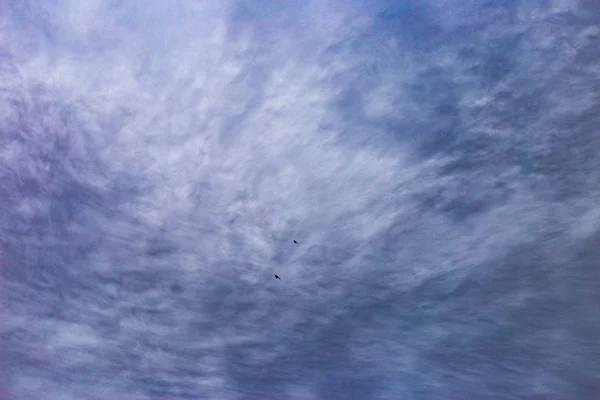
left=274, top=274, right=281, bottom=279
left=293, top=240, right=298, bottom=244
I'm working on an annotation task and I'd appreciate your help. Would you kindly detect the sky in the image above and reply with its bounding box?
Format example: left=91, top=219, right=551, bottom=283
left=0, top=0, right=599, bottom=399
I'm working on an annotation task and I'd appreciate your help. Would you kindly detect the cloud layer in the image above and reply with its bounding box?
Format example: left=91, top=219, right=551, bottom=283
left=1, top=0, right=599, bottom=399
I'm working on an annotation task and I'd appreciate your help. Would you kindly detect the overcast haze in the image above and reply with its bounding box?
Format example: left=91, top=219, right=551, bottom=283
left=1, top=1, right=599, bottom=399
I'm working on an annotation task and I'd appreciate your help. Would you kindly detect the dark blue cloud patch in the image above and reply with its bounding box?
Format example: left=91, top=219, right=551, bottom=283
left=375, top=0, right=442, bottom=50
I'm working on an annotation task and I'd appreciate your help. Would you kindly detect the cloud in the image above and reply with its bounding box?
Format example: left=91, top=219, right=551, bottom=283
left=1, top=0, right=599, bottom=399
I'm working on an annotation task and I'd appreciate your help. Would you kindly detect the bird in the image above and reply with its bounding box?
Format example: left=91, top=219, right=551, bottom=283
left=274, top=274, right=281, bottom=279
left=293, top=240, right=298, bottom=244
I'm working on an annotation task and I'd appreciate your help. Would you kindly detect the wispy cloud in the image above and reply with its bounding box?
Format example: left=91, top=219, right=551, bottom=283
left=1, top=0, right=599, bottom=399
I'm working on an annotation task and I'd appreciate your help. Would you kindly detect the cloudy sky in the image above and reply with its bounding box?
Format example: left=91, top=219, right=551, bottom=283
left=1, top=0, right=599, bottom=399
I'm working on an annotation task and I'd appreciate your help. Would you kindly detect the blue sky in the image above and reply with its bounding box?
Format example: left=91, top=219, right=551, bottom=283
left=1, top=1, right=599, bottom=399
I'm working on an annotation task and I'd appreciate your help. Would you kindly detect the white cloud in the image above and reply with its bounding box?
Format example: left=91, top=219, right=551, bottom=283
left=1, top=0, right=598, bottom=398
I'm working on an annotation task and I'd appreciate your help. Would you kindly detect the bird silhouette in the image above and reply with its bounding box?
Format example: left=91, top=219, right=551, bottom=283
left=274, top=274, right=281, bottom=279
left=293, top=240, right=298, bottom=244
